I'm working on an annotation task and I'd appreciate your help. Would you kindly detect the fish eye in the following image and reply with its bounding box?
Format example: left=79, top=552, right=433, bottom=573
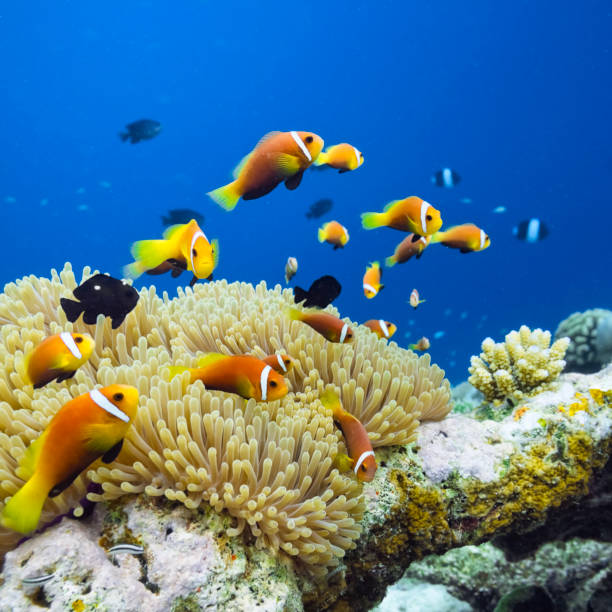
left=361, top=465, right=367, bottom=472
left=305, top=136, right=313, bottom=143
left=426, top=215, right=432, bottom=221
left=347, top=331, right=353, bottom=339
left=192, top=248, right=197, bottom=257
left=269, top=380, right=277, bottom=387
left=285, top=359, right=291, bottom=366
left=113, top=392, right=124, bottom=401
left=74, top=336, right=83, bottom=343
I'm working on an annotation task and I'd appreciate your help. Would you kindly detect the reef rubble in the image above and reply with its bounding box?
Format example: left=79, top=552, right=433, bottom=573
left=0, top=366, right=610, bottom=611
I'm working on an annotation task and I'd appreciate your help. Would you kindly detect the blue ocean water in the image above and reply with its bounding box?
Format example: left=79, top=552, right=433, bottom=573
left=0, top=1, right=610, bottom=384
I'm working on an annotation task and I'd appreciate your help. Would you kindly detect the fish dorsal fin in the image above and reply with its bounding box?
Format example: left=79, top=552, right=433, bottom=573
left=256, top=131, right=282, bottom=148
left=383, top=199, right=401, bottom=213
left=197, top=353, right=227, bottom=368
left=18, top=432, right=48, bottom=480
left=162, top=223, right=187, bottom=241
left=275, top=153, right=301, bottom=177
left=232, top=153, right=253, bottom=179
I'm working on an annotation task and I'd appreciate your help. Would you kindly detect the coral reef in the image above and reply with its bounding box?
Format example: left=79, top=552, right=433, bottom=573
left=0, top=264, right=450, bottom=570
left=468, top=325, right=569, bottom=405
left=555, top=308, right=612, bottom=373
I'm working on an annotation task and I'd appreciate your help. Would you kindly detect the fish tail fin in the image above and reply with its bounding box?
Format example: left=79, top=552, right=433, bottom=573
left=207, top=181, right=241, bottom=211
left=119, top=131, right=129, bottom=142
left=385, top=255, right=396, bottom=267
left=129, top=239, right=175, bottom=274
left=361, top=212, right=383, bottom=230
left=429, top=231, right=444, bottom=244
left=319, top=388, right=342, bottom=417
left=313, top=152, right=328, bottom=167
left=285, top=306, right=304, bottom=322
left=123, top=262, right=146, bottom=279
left=60, top=297, right=84, bottom=323
left=168, top=366, right=191, bottom=381
left=317, top=227, right=326, bottom=243
left=1, top=476, right=47, bottom=534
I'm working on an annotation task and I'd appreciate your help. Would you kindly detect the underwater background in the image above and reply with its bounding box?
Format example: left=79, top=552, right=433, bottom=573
left=0, top=1, right=610, bottom=385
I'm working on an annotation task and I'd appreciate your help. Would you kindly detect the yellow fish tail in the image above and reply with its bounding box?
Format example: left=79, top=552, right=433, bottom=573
left=168, top=365, right=191, bottom=381
left=319, top=388, right=342, bottom=417
left=313, top=151, right=329, bottom=166
left=285, top=306, right=304, bottom=322
left=208, top=181, right=241, bottom=211
left=385, top=255, right=397, bottom=267
left=361, top=212, right=384, bottom=230
left=123, top=262, right=146, bottom=279
left=1, top=476, right=47, bottom=534
left=429, top=231, right=444, bottom=244
left=317, top=227, right=327, bottom=243
left=129, top=239, right=175, bottom=273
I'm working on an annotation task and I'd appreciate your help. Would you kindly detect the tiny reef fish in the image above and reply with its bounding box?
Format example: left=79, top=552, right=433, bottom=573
left=208, top=131, right=324, bottom=210
left=363, top=319, right=397, bottom=340
left=124, top=219, right=219, bottom=283
left=431, top=223, right=490, bottom=253
left=305, top=198, right=333, bottom=219
left=432, top=167, right=461, bottom=188
left=361, top=196, right=443, bottom=235
left=409, top=289, right=425, bottom=309
left=319, top=389, right=377, bottom=482
left=284, top=257, right=298, bottom=283
left=385, top=234, right=430, bottom=266
left=119, top=119, right=161, bottom=144
left=293, top=275, right=341, bottom=308
left=60, top=274, right=140, bottom=329
left=262, top=353, right=294, bottom=374
left=513, top=218, right=549, bottom=243
left=318, top=220, right=349, bottom=249
left=161, top=208, right=205, bottom=228
left=409, top=337, right=430, bottom=351
left=108, top=543, right=144, bottom=555
left=25, top=332, right=95, bottom=388
left=363, top=262, right=383, bottom=299
left=22, top=574, right=55, bottom=585
left=168, top=353, right=288, bottom=402
left=0, top=385, right=139, bottom=535
left=286, top=307, right=353, bottom=343
left=313, top=143, right=364, bottom=172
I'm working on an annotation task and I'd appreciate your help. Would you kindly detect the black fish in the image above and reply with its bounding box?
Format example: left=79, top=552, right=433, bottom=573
left=513, top=218, right=549, bottom=243
left=294, top=275, right=341, bottom=308
left=145, top=258, right=206, bottom=287
left=60, top=274, right=140, bottom=329
left=432, top=168, right=461, bottom=188
left=305, top=198, right=333, bottom=219
left=161, top=208, right=205, bottom=227
left=119, top=119, right=162, bottom=144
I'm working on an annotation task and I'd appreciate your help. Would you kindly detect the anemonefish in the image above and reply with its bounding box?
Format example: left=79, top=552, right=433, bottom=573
left=432, top=168, right=461, bottom=188
left=431, top=223, right=491, bottom=253
left=313, top=143, right=364, bottom=173
left=168, top=353, right=288, bottom=402
left=385, top=234, right=431, bottom=267
left=1, top=384, right=139, bottom=534
left=262, top=353, right=294, bottom=374
left=208, top=131, right=324, bottom=211
left=363, top=319, right=397, bottom=340
left=25, top=332, right=95, bottom=389
left=361, top=196, right=443, bottom=236
left=363, top=262, right=383, bottom=299
left=409, top=289, right=425, bottom=309
left=318, top=220, right=349, bottom=249
left=124, top=219, right=219, bottom=281
left=319, top=389, right=377, bottom=482
left=284, top=257, right=298, bottom=283
left=286, top=307, right=353, bottom=343
left=409, top=337, right=430, bottom=351
left=513, top=218, right=549, bottom=243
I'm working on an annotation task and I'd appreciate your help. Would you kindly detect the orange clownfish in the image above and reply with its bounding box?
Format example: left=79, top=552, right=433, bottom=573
left=320, top=389, right=377, bottom=482
left=124, top=219, right=219, bottom=283
left=361, top=196, right=443, bottom=236
left=313, top=143, right=364, bottom=173
left=318, top=220, right=350, bottom=249
left=364, top=319, right=397, bottom=340
left=363, top=262, right=383, bottom=299
left=286, top=307, right=353, bottom=343
left=431, top=223, right=491, bottom=253
left=385, top=234, right=431, bottom=267
left=262, top=353, right=294, bottom=375
left=25, top=332, right=95, bottom=389
left=208, top=131, right=324, bottom=211
left=409, top=288, right=425, bottom=309
left=409, top=337, right=430, bottom=351
left=1, top=384, right=139, bottom=534
left=168, top=353, right=288, bottom=402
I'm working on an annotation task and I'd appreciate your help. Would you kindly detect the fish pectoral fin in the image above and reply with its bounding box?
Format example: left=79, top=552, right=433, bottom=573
left=60, top=297, right=84, bottom=323
left=235, top=376, right=255, bottom=399
left=332, top=453, right=354, bottom=473
left=101, top=439, right=124, bottom=464
left=275, top=154, right=301, bottom=177
left=285, top=169, right=305, bottom=190
left=49, top=469, right=82, bottom=498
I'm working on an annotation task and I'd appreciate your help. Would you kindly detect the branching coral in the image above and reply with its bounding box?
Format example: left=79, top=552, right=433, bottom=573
left=468, top=326, right=570, bottom=405
left=0, top=263, right=451, bottom=568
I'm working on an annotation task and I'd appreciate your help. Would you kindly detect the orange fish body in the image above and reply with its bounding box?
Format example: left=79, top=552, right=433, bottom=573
left=318, top=220, right=349, bottom=249
left=313, top=143, right=364, bottom=172
left=125, top=219, right=219, bottom=281
left=262, top=353, right=294, bottom=374
left=320, top=389, right=376, bottom=482
left=361, top=196, right=442, bottom=235
left=1, top=384, right=139, bottom=534
left=363, top=319, right=397, bottom=340
left=409, top=289, right=425, bottom=309
left=169, top=353, right=288, bottom=401
left=385, top=234, right=431, bottom=266
left=208, top=131, right=324, bottom=211
left=431, top=224, right=491, bottom=253
left=363, top=262, right=383, bottom=299
left=25, top=332, right=95, bottom=389
left=286, top=307, right=353, bottom=343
